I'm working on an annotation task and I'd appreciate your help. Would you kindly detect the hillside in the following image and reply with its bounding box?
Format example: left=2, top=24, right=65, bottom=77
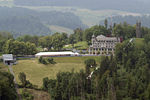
left=0, top=7, right=86, bottom=36
left=14, top=0, right=150, bottom=13
left=23, top=6, right=140, bottom=27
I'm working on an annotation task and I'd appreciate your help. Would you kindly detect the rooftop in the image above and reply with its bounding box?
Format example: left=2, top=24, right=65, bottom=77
left=35, top=52, right=79, bottom=56
left=2, top=54, right=13, bottom=61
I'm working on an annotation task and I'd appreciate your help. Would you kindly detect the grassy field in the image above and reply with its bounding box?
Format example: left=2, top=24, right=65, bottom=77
left=64, top=41, right=89, bottom=50
left=13, top=56, right=101, bottom=87
left=134, top=38, right=144, bottom=48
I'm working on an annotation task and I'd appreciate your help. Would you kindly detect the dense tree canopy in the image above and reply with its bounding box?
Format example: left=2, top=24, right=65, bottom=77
left=42, top=38, right=150, bottom=100
left=3, top=39, right=37, bottom=55
left=0, top=71, right=17, bottom=100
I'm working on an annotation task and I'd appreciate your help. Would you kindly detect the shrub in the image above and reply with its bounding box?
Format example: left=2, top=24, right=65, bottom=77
left=18, top=72, right=34, bottom=88
left=0, top=58, right=3, bottom=62
left=38, top=57, right=56, bottom=65
left=21, top=89, right=34, bottom=100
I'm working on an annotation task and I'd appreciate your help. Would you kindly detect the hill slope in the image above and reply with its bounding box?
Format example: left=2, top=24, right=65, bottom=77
left=14, top=0, right=150, bottom=13
left=0, top=7, right=86, bottom=36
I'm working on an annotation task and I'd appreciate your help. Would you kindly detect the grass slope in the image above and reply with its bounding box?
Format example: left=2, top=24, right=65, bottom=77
left=49, top=25, right=73, bottom=34
left=13, top=56, right=101, bottom=87
left=134, top=38, right=144, bottom=48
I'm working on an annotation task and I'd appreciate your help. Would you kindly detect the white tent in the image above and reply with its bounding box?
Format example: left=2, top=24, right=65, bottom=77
left=35, top=52, right=79, bottom=57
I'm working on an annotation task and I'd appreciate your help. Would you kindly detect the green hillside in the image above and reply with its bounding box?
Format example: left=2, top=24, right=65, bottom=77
left=134, top=38, right=144, bottom=48
left=23, top=6, right=140, bottom=27
left=13, top=56, right=101, bottom=87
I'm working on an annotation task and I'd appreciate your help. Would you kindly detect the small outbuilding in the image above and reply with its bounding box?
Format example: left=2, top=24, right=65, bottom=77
left=35, top=52, right=80, bottom=58
left=2, top=54, right=16, bottom=65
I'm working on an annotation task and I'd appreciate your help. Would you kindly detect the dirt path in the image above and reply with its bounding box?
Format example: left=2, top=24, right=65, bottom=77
left=8, top=65, right=22, bottom=100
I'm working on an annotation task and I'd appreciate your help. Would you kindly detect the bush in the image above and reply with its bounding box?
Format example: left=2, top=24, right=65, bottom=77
left=18, top=72, right=34, bottom=88
left=21, top=89, right=34, bottom=100
left=38, top=57, right=56, bottom=65
left=0, top=58, right=3, bottom=62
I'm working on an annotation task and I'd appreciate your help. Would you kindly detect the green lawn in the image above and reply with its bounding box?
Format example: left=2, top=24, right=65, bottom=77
left=13, top=56, right=101, bottom=87
left=64, top=41, right=89, bottom=50
left=134, top=38, right=144, bottom=48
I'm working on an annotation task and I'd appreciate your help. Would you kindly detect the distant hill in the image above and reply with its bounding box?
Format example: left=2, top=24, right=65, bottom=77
left=14, top=0, right=150, bottom=13
left=0, top=7, right=86, bottom=37
left=0, top=15, right=51, bottom=37
left=99, top=15, right=150, bottom=28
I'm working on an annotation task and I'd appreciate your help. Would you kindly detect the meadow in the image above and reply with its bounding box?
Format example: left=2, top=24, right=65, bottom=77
left=13, top=56, right=101, bottom=87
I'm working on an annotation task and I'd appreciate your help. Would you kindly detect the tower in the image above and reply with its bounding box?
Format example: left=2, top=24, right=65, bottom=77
left=136, top=21, right=142, bottom=38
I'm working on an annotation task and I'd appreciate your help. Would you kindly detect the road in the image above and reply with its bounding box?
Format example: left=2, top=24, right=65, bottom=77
left=8, top=65, right=22, bottom=100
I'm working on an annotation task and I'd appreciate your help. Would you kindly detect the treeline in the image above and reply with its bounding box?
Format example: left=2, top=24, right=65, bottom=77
left=1, top=21, right=150, bottom=55
left=42, top=36, right=150, bottom=100
left=100, top=15, right=150, bottom=28
left=70, top=21, right=150, bottom=44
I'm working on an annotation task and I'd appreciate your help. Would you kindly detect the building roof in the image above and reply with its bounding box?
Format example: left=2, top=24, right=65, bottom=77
left=35, top=52, right=79, bottom=56
left=96, top=35, right=118, bottom=41
left=96, top=35, right=106, bottom=39
left=2, top=54, right=13, bottom=61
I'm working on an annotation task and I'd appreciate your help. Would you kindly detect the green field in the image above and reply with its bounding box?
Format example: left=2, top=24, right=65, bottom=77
left=64, top=41, right=89, bottom=50
left=13, top=56, right=101, bottom=87
left=134, top=38, right=144, bottom=48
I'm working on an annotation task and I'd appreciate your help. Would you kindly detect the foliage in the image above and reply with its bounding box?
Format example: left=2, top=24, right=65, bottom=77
left=43, top=39, right=150, bottom=100
left=3, top=40, right=37, bottom=55
left=100, top=15, right=150, bottom=28
left=39, top=57, right=56, bottom=65
left=83, top=25, right=110, bottom=43
left=18, top=72, right=33, bottom=88
left=0, top=71, right=17, bottom=100
left=21, top=89, right=34, bottom=100
left=112, top=22, right=136, bottom=40
left=0, top=31, right=13, bottom=52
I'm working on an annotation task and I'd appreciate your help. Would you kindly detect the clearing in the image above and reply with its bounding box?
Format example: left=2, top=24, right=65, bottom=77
left=13, top=56, right=101, bottom=87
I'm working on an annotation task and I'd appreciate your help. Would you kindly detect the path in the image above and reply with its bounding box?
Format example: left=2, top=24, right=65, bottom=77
left=8, top=65, right=22, bottom=100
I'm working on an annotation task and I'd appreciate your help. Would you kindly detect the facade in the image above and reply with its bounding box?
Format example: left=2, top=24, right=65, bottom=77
left=2, top=54, right=16, bottom=65
left=89, top=35, right=120, bottom=55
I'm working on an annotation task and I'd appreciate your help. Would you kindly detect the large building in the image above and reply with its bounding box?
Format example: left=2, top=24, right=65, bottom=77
left=89, top=35, right=120, bottom=55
